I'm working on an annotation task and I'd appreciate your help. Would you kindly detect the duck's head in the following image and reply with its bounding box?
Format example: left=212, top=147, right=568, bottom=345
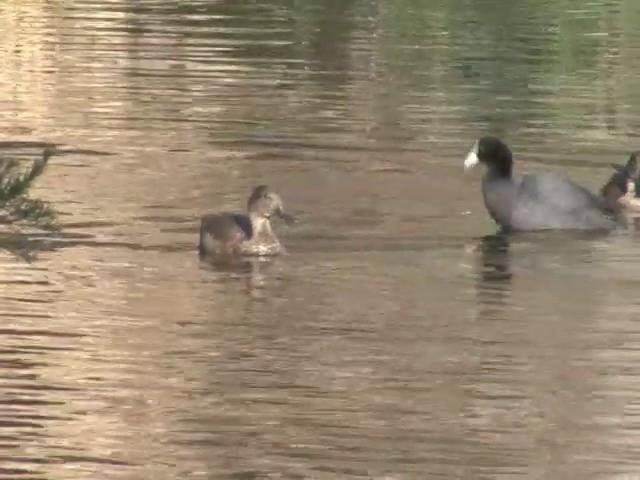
left=621, top=151, right=640, bottom=181
left=608, top=151, right=640, bottom=195
left=248, top=185, right=296, bottom=224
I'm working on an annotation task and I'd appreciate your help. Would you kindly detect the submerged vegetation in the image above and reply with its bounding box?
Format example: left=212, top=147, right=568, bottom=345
left=0, top=147, right=56, bottom=228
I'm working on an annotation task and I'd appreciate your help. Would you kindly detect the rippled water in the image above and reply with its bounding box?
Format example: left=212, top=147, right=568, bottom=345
left=2, top=0, right=640, bottom=478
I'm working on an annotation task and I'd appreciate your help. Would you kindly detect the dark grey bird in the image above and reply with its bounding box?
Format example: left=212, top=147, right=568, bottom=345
left=464, top=136, right=615, bottom=232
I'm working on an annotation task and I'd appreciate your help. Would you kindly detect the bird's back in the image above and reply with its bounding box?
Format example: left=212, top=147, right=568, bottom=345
left=483, top=172, right=614, bottom=231
left=199, top=212, right=252, bottom=255
left=512, top=173, right=613, bottom=230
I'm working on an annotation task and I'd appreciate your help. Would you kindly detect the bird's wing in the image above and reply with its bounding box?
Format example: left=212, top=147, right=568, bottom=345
left=200, top=213, right=250, bottom=243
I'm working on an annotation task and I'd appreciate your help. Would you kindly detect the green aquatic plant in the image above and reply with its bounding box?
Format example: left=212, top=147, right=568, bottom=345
left=0, top=147, right=56, bottom=228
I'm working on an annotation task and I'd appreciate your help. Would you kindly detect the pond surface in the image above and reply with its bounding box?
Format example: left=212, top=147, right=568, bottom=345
left=2, top=1, right=640, bottom=479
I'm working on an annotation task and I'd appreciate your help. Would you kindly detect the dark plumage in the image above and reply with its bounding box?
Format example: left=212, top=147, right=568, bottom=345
left=600, top=151, right=640, bottom=212
left=464, top=136, right=615, bottom=232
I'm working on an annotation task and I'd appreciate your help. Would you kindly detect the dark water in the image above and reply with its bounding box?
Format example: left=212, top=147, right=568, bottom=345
left=2, top=0, right=640, bottom=478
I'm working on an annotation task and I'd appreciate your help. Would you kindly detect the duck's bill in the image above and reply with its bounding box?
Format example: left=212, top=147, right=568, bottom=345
left=464, top=147, right=480, bottom=172
left=278, top=211, right=297, bottom=225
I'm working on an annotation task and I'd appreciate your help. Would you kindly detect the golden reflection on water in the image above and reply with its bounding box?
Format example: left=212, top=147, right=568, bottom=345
left=2, top=0, right=640, bottom=479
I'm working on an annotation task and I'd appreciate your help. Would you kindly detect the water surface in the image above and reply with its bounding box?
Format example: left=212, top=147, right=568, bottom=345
left=2, top=0, right=640, bottom=478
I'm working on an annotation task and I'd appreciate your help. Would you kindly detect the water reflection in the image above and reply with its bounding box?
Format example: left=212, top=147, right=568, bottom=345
left=199, top=255, right=279, bottom=297
left=2, top=0, right=640, bottom=478
left=475, top=233, right=512, bottom=310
